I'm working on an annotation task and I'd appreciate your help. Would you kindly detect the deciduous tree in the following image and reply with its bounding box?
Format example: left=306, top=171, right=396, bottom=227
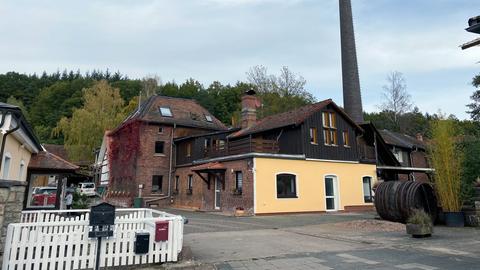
left=379, top=71, right=413, bottom=129
left=54, top=80, right=126, bottom=162
left=246, top=65, right=315, bottom=117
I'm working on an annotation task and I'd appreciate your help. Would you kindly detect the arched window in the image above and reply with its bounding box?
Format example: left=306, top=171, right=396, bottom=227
left=276, top=173, right=297, bottom=198
left=2, top=152, right=12, bottom=179
left=363, top=176, right=373, bottom=203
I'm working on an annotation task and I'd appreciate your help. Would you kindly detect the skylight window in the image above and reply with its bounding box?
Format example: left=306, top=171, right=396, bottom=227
left=205, top=115, right=213, bottom=122
left=159, top=107, right=172, bottom=117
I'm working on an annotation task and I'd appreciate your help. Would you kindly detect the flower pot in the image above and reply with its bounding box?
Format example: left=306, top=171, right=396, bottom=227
left=406, top=223, right=433, bottom=238
left=436, top=209, right=445, bottom=225
left=235, top=209, right=246, bottom=217
left=444, top=212, right=465, bottom=227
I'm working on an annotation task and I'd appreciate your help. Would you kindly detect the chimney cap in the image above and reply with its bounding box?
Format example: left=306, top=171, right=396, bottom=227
left=245, top=89, right=256, bottom=96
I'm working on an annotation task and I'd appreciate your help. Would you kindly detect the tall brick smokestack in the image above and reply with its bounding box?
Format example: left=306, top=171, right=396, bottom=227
left=339, top=0, right=364, bottom=123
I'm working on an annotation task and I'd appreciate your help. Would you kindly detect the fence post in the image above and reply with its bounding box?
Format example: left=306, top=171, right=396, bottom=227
left=2, top=225, right=14, bottom=270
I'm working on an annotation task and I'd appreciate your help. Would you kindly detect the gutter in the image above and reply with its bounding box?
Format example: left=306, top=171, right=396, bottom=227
left=377, top=165, right=435, bottom=173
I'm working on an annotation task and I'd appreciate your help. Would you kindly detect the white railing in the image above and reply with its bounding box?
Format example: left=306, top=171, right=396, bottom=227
left=3, top=208, right=184, bottom=270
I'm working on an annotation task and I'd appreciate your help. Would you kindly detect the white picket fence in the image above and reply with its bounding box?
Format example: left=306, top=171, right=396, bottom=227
left=3, top=208, right=184, bottom=270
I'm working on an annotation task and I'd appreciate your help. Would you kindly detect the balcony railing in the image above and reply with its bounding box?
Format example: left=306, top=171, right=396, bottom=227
left=205, top=138, right=279, bottom=158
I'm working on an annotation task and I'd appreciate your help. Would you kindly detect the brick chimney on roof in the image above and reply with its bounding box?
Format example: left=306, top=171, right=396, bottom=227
left=241, top=89, right=260, bottom=129
left=416, top=133, right=423, bottom=142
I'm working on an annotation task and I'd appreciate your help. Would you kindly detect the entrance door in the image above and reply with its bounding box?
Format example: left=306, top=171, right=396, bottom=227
left=214, top=177, right=221, bottom=210
left=325, top=176, right=338, bottom=211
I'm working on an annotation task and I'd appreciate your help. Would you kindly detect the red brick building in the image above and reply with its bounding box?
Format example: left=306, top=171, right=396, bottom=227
left=103, top=95, right=227, bottom=206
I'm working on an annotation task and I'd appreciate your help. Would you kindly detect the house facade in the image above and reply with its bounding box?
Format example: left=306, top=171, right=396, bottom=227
left=376, top=129, right=431, bottom=182
left=172, top=92, right=377, bottom=215
left=103, top=95, right=227, bottom=206
left=0, top=102, right=42, bottom=257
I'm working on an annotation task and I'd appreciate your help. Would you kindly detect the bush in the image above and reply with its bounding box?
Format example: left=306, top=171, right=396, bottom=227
left=73, top=191, right=90, bottom=209
left=407, top=209, right=432, bottom=226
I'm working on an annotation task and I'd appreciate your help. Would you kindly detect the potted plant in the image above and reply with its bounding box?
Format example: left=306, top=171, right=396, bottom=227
left=406, top=209, right=433, bottom=238
left=429, top=119, right=464, bottom=227
left=235, top=207, right=246, bottom=216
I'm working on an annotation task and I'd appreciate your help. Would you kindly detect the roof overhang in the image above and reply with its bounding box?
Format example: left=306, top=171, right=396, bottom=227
left=1, top=111, right=41, bottom=153
left=461, top=37, right=480, bottom=50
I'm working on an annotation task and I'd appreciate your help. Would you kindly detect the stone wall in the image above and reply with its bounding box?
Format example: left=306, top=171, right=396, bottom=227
left=0, top=180, right=26, bottom=260
left=464, top=187, right=480, bottom=227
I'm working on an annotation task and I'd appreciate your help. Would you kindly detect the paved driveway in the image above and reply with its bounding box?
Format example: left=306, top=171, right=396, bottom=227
left=164, top=208, right=376, bottom=234
left=159, top=209, right=480, bottom=270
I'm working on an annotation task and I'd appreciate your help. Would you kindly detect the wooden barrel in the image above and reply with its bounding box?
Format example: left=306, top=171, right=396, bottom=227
left=374, top=181, right=437, bottom=223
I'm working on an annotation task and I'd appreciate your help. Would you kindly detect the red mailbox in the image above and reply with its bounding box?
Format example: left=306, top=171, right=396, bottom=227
left=155, top=221, right=169, bottom=242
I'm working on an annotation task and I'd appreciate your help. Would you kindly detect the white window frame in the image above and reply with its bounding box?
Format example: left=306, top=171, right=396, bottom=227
left=159, top=107, right=173, bottom=117
left=323, top=174, right=340, bottom=211
left=2, top=152, right=12, bottom=179
left=362, top=175, right=374, bottom=203
left=205, top=115, right=213, bottom=122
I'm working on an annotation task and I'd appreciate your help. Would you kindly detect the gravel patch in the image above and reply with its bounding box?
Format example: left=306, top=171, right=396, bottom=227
left=333, top=219, right=404, bottom=232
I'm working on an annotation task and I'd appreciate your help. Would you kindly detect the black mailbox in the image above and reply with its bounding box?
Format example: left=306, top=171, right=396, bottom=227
left=134, top=232, right=150, bottom=254
left=89, top=202, right=115, bottom=226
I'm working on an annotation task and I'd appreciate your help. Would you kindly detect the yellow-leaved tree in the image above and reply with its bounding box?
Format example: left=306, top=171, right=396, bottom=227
left=54, top=80, right=126, bottom=163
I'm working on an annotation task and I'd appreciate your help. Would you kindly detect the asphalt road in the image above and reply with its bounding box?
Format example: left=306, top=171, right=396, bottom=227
left=157, top=209, right=480, bottom=270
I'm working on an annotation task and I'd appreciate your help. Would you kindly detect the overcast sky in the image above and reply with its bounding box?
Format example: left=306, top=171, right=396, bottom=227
left=1, top=0, right=479, bottom=118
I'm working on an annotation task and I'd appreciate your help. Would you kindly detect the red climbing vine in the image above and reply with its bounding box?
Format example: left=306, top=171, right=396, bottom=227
left=107, top=120, right=141, bottom=192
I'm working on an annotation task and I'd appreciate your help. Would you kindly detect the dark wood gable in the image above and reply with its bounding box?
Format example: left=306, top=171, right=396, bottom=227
left=301, top=103, right=359, bottom=161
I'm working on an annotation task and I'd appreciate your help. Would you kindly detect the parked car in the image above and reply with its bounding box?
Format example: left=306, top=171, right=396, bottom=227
left=78, top=182, right=96, bottom=196
left=31, top=187, right=57, bottom=206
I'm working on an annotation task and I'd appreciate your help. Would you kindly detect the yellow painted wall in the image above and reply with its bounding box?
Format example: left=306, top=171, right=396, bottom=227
left=0, top=135, right=32, bottom=181
left=254, top=157, right=376, bottom=214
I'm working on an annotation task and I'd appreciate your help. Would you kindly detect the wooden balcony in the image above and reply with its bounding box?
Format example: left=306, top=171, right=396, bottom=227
left=204, top=138, right=279, bottom=158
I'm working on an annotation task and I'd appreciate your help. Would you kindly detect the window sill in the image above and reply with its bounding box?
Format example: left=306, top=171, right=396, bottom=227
left=344, top=145, right=351, bottom=148
left=154, top=153, right=166, bottom=157
left=277, top=196, right=298, bottom=199
left=324, top=144, right=338, bottom=147
left=232, top=190, right=243, bottom=196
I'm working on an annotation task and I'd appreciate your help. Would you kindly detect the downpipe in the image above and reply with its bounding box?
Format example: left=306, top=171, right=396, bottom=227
left=0, top=112, right=19, bottom=170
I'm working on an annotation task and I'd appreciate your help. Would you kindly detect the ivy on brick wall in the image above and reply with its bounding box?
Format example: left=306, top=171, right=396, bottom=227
left=108, top=120, right=141, bottom=193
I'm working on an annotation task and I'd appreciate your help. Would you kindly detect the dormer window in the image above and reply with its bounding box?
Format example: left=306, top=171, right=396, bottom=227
left=159, top=107, right=172, bottom=117
left=205, top=115, right=213, bottom=122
